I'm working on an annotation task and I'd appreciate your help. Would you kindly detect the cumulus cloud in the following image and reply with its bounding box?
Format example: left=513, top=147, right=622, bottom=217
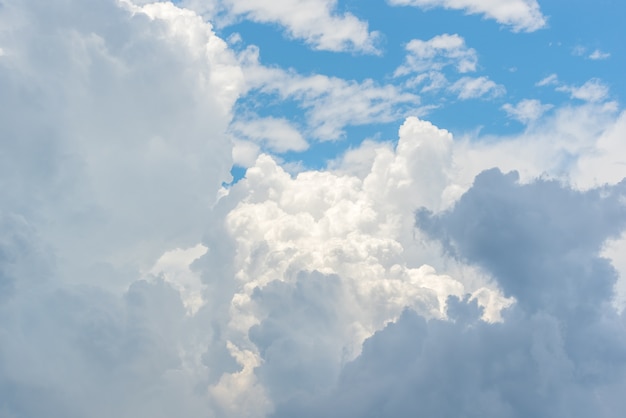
left=0, top=0, right=244, bottom=284
left=395, top=33, right=478, bottom=76
left=3, top=2, right=626, bottom=416
left=273, top=168, right=626, bottom=418
left=388, top=0, right=547, bottom=32
left=502, top=99, right=553, bottom=124
left=0, top=0, right=245, bottom=416
left=200, top=117, right=520, bottom=413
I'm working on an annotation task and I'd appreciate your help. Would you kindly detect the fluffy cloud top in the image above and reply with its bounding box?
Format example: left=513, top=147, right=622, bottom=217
left=272, top=168, right=626, bottom=418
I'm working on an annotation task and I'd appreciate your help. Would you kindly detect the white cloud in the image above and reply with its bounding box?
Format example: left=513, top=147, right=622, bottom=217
left=407, top=71, right=450, bottom=92
left=572, top=45, right=611, bottom=60
left=502, top=99, right=553, bottom=124
left=395, top=34, right=503, bottom=102
left=589, top=49, right=610, bottom=60
left=230, top=116, right=309, bottom=153
left=3, top=2, right=626, bottom=417
left=388, top=0, right=547, bottom=32
left=214, top=107, right=626, bottom=415
left=207, top=117, right=517, bottom=411
left=538, top=75, right=611, bottom=104
left=0, top=0, right=244, bottom=282
left=536, top=73, right=559, bottom=86
left=0, top=0, right=246, bottom=415
left=238, top=46, right=420, bottom=140
left=572, top=110, right=626, bottom=188
left=232, top=138, right=262, bottom=167
left=452, top=103, right=626, bottom=192
left=395, top=33, right=478, bottom=76
left=557, top=78, right=610, bottom=103
left=292, top=167, right=626, bottom=416
left=183, top=0, right=380, bottom=53
left=449, top=76, right=505, bottom=99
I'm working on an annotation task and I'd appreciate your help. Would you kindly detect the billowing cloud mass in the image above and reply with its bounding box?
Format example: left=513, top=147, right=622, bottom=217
left=0, top=0, right=243, bottom=283
left=0, top=0, right=243, bottom=415
left=388, top=0, right=547, bottom=32
left=266, top=168, right=626, bottom=418
left=2, top=0, right=626, bottom=417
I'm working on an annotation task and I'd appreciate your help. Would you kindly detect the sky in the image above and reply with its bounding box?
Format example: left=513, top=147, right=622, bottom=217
left=1, top=0, right=626, bottom=417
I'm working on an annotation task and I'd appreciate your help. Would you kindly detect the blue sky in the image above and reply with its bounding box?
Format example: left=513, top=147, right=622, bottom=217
left=1, top=1, right=626, bottom=417
left=204, top=0, right=626, bottom=173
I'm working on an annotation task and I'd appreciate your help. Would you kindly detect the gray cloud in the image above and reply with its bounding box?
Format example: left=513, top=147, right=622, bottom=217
left=0, top=0, right=242, bottom=284
left=0, top=0, right=244, bottom=416
left=417, top=169, right=626, bottom=317
left=270, top=169, right=626, bottom=418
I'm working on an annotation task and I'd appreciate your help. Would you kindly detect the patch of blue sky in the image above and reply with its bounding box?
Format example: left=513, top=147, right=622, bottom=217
left=218, top=0, right=623, bottom=182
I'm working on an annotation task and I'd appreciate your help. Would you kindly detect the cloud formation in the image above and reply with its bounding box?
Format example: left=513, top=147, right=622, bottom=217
left=395, top=34, right=478, bottom=76
left=271, top=168, right=626, bottom=418
left=502, top=99, right=553, bottom=124
left=238, top=46, right=420, bottom=141
left=1, top=1, right=625, bottom=417
left=182, top=0, right=380, bottom=53
left=0, top=0, right=244, bottom=282
left=0, top=1, right=244, bottom=416
left=449, top=76, right=505, bottom=100
left=388, top=0, right=547, bottom=32
left=230, top=116, right=309, bottom=154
